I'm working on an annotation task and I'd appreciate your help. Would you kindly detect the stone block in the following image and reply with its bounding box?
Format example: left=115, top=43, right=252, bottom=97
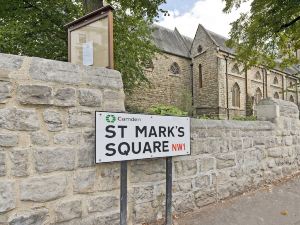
left=34, top=147, right=75, bottom=173
left=30, top=57, right=83, bottom=84
left=20, top=175, right=67, bottom=202
left=198, top=157, right=215, bottom=172
left=77, top=144, right=94, bottom=168
left=54, top=132, right=81, bottom=145
left=175, top=159, right=197, bottom=178
left=0, top=181, right=15, bottom=213
left=54, top=88, right=76, bottom=106
left=0, top=133, right=18, bottom=147
left=268, top=148, right=282, bottom=158
left=87, top=196, right=118, bottom=213
left=130, top=185, right=154, bottom=203
left=194, top=175, right=210, bottom=188
left=0, top=108, right=40, bottom=131
left=0, top=81, right=12, bottom=103
left=8, top=208, right=48, bottom=225
left=17, top=85, right=52, bottom=105
left=10, top=149, right=29, bottom=177
left=194, top=190, right=217, bottom=208
left=84, top=66, right=123, bottom=89
left=103, top=89, right=125, bottom=111
left=68, top=108, right=94, bottom=128
left=78, top=89, right=102, bottom=107
left=0, top=152, right=5, bottom=176
left=55, top=200, right=82, bottom=223
left=216, top=154, right=236, bottom=169
left=173, top=193, right=195, bottom=213
left=173, top=179, right=193, bottom=193
left=0, top=53, right=23, bottom=70
left=30, top=131, right=50, bottom=146
left=97, top=163, right=120, bottom=191
left=133, top=202, right=160, bottom=224
left=130, top=159, right=165, bottom=183
left=43, top=109, right=63, bottom=132
left=73, top=169, right=96, bottom=193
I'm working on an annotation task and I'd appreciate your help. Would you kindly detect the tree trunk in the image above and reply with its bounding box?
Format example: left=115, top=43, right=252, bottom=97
left=83, top=0, right=103, bottom=13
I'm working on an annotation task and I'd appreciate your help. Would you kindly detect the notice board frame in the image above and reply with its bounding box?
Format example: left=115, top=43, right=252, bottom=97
left=65, top=5, right=114, bottom=69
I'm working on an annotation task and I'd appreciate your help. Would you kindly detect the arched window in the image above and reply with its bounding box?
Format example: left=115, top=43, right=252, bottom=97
left=197, top=45, right=203, bottom=53
left=289, top=81, right=293, bottom=88
left=232, top=83, right=240, bottom=107
left=170, top=62, right=180, bottom=75
left=290, top=95, right=295, bottom=102
left=232, top=64, right=240, bottom=74
left=273, top=76, right=279, bottom=85
left=255, top=88, right=262, bottom=104
left=255, top=71, right=262, bottom=80
left=274, top=92, right=279, bottom=99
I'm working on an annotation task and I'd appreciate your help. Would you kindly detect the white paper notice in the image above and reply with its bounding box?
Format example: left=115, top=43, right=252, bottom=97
left=83, top=42, right=94, bottom=66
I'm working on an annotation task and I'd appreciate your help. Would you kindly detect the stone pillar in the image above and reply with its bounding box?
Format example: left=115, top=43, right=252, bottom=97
left=257, top=97, right=299, bottom=121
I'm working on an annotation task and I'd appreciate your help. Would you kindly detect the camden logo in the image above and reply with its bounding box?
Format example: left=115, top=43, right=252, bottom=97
left=106, top=115, right=116, bottom=123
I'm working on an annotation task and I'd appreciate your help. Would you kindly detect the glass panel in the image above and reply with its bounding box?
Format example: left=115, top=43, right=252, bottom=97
left=70, top=17, right=109, bottom=67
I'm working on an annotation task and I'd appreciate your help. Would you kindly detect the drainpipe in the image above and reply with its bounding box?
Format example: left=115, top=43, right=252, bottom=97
left=190, top=63, right=194, bottom=107
left=282, top=75, right=285, bottom=100
left=296, top=78, right=299, bottom=105
left=265, top=68, right=268, bottom=98
left=262, top=68, right=265, bottom=98
left=225, top=55, right=229, bottom=120
left=245, top=64, right=248, bottom=116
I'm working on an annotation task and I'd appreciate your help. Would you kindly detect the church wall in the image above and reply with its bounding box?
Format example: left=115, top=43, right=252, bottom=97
left=125, top=53, right=192, bottom=112
left=192, top=26, right=219, bottom=115
left=218, top=54, right=299, bottom=118
left=193, top=49, right=219, bottom=115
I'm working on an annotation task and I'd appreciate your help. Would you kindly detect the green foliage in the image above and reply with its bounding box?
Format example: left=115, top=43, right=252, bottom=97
left=223, top=0, right=300, bottom=70
left=232, top=115, right=257, bottom=121
left=0, top=0, right=83, bottom=61
left=125, top=104, right=145, bottom=114
left=197, top=114, right=222, bottom=120
left=147, top=105, right=188, bottom=116
left=0, top=0, right=166, bottom=92
left=179, top=89, right=194, bottom=116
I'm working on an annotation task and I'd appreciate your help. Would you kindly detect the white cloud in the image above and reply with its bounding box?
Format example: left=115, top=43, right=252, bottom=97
left=157, top=0, right=251, bottom=38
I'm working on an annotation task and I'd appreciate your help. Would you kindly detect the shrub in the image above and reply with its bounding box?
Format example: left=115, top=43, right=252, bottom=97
left=232, top=115, right=257, bottom=121
left=147, top=105, right=188, bottom=116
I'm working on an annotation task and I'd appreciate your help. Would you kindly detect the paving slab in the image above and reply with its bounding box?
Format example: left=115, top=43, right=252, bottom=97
left=175, top=175, right=300, bottom=225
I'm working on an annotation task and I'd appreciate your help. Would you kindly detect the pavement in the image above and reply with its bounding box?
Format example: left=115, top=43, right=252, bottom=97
left=174, top=175, right=300, bottom=225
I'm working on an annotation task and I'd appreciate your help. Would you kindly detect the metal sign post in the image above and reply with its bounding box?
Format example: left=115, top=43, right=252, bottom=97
left=120, top=161, right=128, bottom=225
left=165, top=157, right=173, bottom=225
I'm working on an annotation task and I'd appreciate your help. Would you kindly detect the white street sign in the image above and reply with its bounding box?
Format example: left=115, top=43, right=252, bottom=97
left=95, top=112, right=190, bottom=163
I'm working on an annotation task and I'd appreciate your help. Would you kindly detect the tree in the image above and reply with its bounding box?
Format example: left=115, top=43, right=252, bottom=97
left=223, top=0, right=300, bottom=71
left=0, top=0, right=83, bottom=61
left=0, top=0, right=166, bottom=92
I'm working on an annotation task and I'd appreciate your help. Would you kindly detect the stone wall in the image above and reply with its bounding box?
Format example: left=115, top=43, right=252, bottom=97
left=127, top=98, right=300, bottom=224
left=0, top=53, right=125, bottom=225
left=1, top=53, right=300, bottom=225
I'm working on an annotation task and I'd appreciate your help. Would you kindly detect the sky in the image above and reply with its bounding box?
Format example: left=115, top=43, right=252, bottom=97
left=157, top=0, right=251, bottom=38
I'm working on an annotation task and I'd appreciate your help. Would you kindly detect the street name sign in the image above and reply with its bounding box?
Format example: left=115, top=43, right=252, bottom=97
left=95, top=112, right=190, bottom=163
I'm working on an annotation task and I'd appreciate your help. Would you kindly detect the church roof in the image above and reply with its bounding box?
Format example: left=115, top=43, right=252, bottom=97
left=202, top=25, right=300, bottom=76
left=206, top=30, right=235, bottom=54
left=152, top=24, right=192, bottom=58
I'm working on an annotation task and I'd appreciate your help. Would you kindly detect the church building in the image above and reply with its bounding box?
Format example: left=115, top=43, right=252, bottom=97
left=126, top=24, right=300, bottom=118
